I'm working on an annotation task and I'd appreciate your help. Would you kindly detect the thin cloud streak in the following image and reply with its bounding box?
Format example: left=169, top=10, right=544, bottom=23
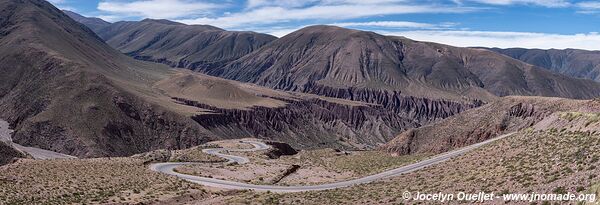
left=178, top=4, right=476, bottom=29
left=381, top=30, right=600, bottom=50
left=456, top=0, right=571, bottom=7
left=98, top=0, right=221, bottom=19
left=330, top=21, right=458, bottom=29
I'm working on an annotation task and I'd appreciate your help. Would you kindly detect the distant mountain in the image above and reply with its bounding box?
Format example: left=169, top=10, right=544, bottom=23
left=65, top=11, right=277, bottom=72
left=486, top=47, right=600, bottom=81
left=63, top=10, right=111, bottom=31
left=68, top=13, right=600, bottom=102
left=213, top=26, right=600, bottom=101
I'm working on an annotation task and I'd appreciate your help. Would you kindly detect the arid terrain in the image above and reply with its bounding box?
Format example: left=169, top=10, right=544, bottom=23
left=2, top=0, right=600, bottom=204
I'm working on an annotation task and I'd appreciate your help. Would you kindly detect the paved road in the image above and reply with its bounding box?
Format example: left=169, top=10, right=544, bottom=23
left=151, top=133, right=515, bottom=193
left=201, top=141, right=270, bottom=164
left=0, top=119, right=76, bottom=160
left=12, top=144, right=77, bottom=160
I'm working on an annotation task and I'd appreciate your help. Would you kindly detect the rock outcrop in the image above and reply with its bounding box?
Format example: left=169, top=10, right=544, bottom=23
left=0, top=141, right=27, bottom=166
left=264, top=141, right=298, bottom=159
left=303, top=83, right=482, bottom=122
left=177, top=97, right=420, bottom=149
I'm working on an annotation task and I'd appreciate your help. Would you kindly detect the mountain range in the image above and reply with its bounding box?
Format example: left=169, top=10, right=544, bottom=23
left=1, top=1, right=600, bottom=159
left=69, top=13, right=600, bottom=104
left=0, top=0, right=434, bottom=157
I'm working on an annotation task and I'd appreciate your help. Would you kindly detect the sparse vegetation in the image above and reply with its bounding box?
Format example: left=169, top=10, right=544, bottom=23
left=0, top=158, right=209, bottom=204
left=560, top=112, right=600, bottom=127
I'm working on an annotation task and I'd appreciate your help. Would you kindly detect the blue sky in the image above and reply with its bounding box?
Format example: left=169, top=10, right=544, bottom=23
left=49, top=0, right=600, bottom=50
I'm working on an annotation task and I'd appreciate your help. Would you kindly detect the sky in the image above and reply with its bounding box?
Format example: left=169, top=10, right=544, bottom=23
left=49, top=0, right=600, bottom=50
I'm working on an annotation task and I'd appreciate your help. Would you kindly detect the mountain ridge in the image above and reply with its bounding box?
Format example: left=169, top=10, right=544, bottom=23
left=486, top=47, right=600, bottom=81
left=64, top=11, right=278, bottom=72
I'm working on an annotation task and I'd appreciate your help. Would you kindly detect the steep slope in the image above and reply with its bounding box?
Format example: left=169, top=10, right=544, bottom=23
left=381, top=96, right=589, bottom=155
left=213, top=26, right=600, bottom=101
left=487, top=47, right=600, bottom=81
left=67, top=12, right=277, bottom=71
left=0, top=0, right=221, bottom=157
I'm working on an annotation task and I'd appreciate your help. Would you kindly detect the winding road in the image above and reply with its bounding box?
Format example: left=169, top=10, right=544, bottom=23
left=151, top=133, right=515, bottom=193
left=201, top=141, right=270, bottom=164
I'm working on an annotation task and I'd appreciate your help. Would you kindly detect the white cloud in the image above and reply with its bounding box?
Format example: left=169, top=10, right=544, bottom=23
left=331, top=21, right=458, bottom=29
left=97, top=0, right=221, bottom=19
left=178, top=4, right=475, bottom=29
left=247, top=25, right=313, bottom=37
left=576, top=1, right=600, bottom=13
left=95, top=15, right=124, bottom=23
left=457, top=0, right=571, bottom=7
left=247, top=0, right=410, bottom=8
left=380, top=30, right=600, bottom=50
left=578, top=1, right=600, bottom=9
left=246, top=0, right=318, bottom=9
